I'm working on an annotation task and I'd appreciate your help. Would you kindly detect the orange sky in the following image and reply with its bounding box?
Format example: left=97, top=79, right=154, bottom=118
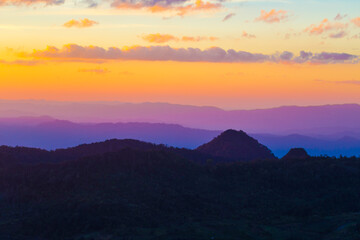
left=1, top=60, right=359, bottom=109
left=0, top=0, right=359, bottom=109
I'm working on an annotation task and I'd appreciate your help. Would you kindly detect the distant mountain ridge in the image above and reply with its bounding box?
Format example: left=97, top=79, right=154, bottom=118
left=1, top=100, right=360, bottom=135
left=0, top=116, right=360, bottom=157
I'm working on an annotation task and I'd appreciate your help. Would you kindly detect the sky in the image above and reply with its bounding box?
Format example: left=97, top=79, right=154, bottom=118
left=0, top=0, right=359, bottom=109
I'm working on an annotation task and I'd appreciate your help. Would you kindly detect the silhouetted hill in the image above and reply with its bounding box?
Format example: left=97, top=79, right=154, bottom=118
left=282, top=148, right=310, bottom=160
left=0, top=138, right=227, bottom=165
left=0, top=139, right=158, bottom=164
left=0, top=148, right=360, bottom=240
left=53, top=139, right=160, bottom=162
left=197, top=129, right=276, bottom=161
left=252, top=133, right=360, bottom=157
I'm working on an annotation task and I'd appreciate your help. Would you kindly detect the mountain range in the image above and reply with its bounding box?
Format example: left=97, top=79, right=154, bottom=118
left=0, top=116, right=359, bottom=157
left=1, top=100, right=360, bottom=136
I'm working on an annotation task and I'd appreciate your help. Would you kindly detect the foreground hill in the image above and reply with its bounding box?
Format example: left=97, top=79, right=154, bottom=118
left=0, top=147, right=359, bottom=240
left=197, top=130, right=276, bottom=161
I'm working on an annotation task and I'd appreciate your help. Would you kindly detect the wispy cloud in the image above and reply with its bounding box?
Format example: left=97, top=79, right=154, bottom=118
left=334, top=13, right=347, bottom=21
left=222, top=12, right=235, bottom=22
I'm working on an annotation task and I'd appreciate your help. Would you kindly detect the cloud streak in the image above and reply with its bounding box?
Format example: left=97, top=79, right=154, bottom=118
left=316, top=79, right=360, bottom=85
left=79, top=68, right=110, bottom=74
left=222, top=12, right=235, bottom=22
left=21, top=44, right=360, bottom=64
left=0, top=59, right=40, bottom=66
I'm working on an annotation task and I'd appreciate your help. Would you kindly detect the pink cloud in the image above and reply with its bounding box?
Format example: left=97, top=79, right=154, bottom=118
left=352, top=17, right=360, bottom=27
left=255, top=9, right=288, bottom=23
left=305, top=19, right=348, bottom=35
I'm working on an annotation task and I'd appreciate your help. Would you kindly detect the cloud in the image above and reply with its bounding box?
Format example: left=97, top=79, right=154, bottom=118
left=222, top=13, right=235, bottom=22
left=82, top=0, right=98, bottom=7
left=142, top=33, right=178, bottom=43
left=305, top=19, right=348, bottom=35
left=21, top=44, right=359, bottom=64
left=181, top=36, right=218, bottom=41
left=351, top=33, right=360, bottom=39
left=111, top=0, right=222, bottom=16
left=242, top=31, right=256, bottom=39
left=352, top=17, right=360, bottom=27
left=329, top=31, right=347, bottom=39
left=334, top=14, right=347, bottom=21
left=79, top=68, right=110, bottom=74
left=141, top=33, right=218, bottom=43
left=0, top=59, right=40, bottom=66
left=176, top=0, right=221, bottom=16
left=295, top=51, right=358, bottom=64
left=316, top=79, right=360, bottom=85
left=63, top=18, right=98, bottom=28
left=0, top=0, right=63, bottom=6
left=255, top=9, right=288, bottom=23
